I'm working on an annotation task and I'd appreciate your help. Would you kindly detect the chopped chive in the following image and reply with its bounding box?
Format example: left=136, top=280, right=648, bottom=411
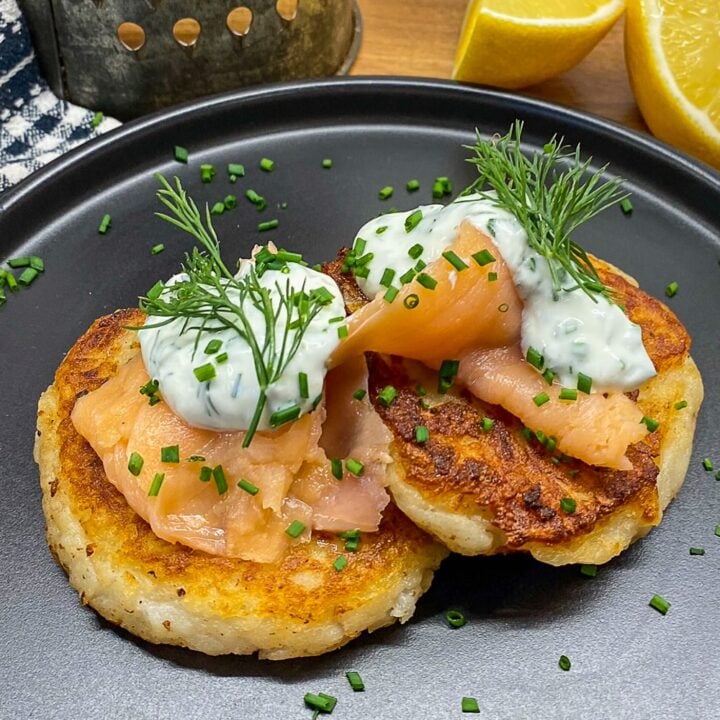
left=535, top=430, right=547, bottom=445
left=259, top=157, right=275, bottom=172
left=200, top=163, right=216, bottom=183
left=558, top=655, right=572, bottom=671
left=576, top=372, right=593, bottom=394
left=376, top=225, right=388, bottom=235
left=224, top=194, right=238, bottom=210
left=665, top=281, right=679, bottom=298
left=559, top=388, right=577, bottom=401
left=204, top=339, right=222, bottom=355
left=258, top=219, right=279, bottom=232
left=139, top=379, right=159, bottom=396
left=415, top=425, right=430, bottom=443
left=545, top=436, right=557, bottom=453
left=354, top=252, right=374, bottom=267
left=703, top=458, right=714, bottom=471
left=399, top=268, right=417, bottom=284
left=641, top=416, right=660, bottom=432
left=344, top=537, right=359, bottom=552
left=533, top=392, right=550, bottom=407
left=353, top=237, right=367, bottom=256
left=378, top=186, right=394, bottom=200
left=228, top=163, right=245, bottom=178
left=383, top=286, right=399, bottom=303
left=443, top=250, right=469, bottom=271
left=526, top=347, right=544, bottom=370
left=620, top=198, right=634, bottom=215
left=322, top=158, right=332, bottom=169
left=216, top=352, right=229, bottom=364
left=414, top=258, right=427, bottom=271
left=237, top=478, right=259, bottom=495
left=346, top=671, right=365, bottom=692
left=403, top=293, right=420, bottom=309
left=193, top=363, right=216, bottom=383
left=715, top=525, right=720, bottom=538
left=310, top=286, right=334, bottom=305
left=352, top=388, right=367, bottom=401
left=212, top=465, right=228, bottom=495
left=346, top=458, right=364, bottom=476
left=437, top=176, right=452, bottom=194
left=333, top=555, right=348, bottom=572
left=161, top=445, right=180, bottom=463
left=444, top=609, right=466, bottom=628
left=187, top=455, right=205, bottom=462
left=304, top=693, right=336, bottom=714
left=337, top=325, right=348, bottom=339
left=353, top=264, right=370, bottom=280
left=298, top=372, right=309, bottom=399
left=98, top=214, right=112, bottom=234
left=211, top=202, right=225, bottom=215
left=461, top=697, right=480, bottom=713
left=30, top=256, right=44, bottom=272
left=245, top=189, right=266, bottom=209
left=286, top=520, right=306, bottom=538
left=560, top=497, right=576, bottom=513
left=148, top=396, right=161, bottom=406
left=674, top=400, right=688, bottom=410
left=438, top=359, right=460, bottom=394
left=649, top=594, right=670, bottom=615
left=150, top=243, right=165, bottom=255
left=487, top=271, right=498, bottom=282
left=580, top=564, right=597, bottom=577
left=408, top=243, right=424, bottom=259
left=199, top=466, right=212, bottom=482
left=18, top=268, right=38, bottom=286
left=416, top=273, right=437, bottom=290
left=542, top=369, right=555, bottom=386
left=8, top=257, right=30, bottom=268
left=90, top=111, right=104, bottom=128
left=481, top=417, right=495, bottom=431
left=148, top=472, right=165, bottom=497
left=270, top=404, right=301, bottom=428
left=146, top=280, right=164, bottom=301
left=378, top=385, right=397, bottom=407
left=432, top=180, right=445, bottom=198
left=406, top=179, right=420, bottom=192
left=689, top=547, right=705, bottom=556
left=331, top=458, right=343, bottom=480
left=472, top=249, right=496, bottom=267
left=405, top=209, right=423, bottom=233
left=379, top=268, right=396, bottom=287
left=128, top=452, right=144, bottom=476
left=173, top=145, right=188, bottom=163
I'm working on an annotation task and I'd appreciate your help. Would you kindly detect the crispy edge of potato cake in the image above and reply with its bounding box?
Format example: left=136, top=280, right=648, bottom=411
left=34, top=309, right=448, bottom=659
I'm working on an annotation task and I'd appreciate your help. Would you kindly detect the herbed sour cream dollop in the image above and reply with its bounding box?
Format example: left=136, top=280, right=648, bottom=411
left=351, top=194, right=655, bottom=391
left=140, top=259, right=346, bottom=432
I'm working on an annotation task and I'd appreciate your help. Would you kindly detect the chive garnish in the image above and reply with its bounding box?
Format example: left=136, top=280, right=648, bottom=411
left=438, top=359, right=460, bottom=393
left=173, top=146, right=188, bottom=163
left=193, top=363, right=216, bottom=383
left=148, top=472, right=165, bottom=497
left=98, top=214, right=112, bottom=234
left=199, top=466, right=212, bottom=482
left=481, top=417, right=494, bottom=431
left=376, top=225, right=388, bottom=235
left=204, top=338, right=222, bottom=354
left=146, top=280, right=164, bottom=301
left=378, top=385, right=398, bottom=407
left=200, top=163, right=216, bottom=183
left=286, top=520, right=306, bottom=538
left=560, top=497, right=576, bottom=513
left=298, top=372, right=309, bottom=399
left=415, top=425, right=430, bottom=443
left=559, top=388, right=577, bottom=401
left=224, top=194, right=238, bottom=210
left=228, top=163, right=245, bottom=178
left=7, top=257, right=30, bottom=268
left=487, top=271, right=498, bottom=282
left=689, top=547, right=705, bottom=556
left=545, top=436, right=557, bottom=453
left=322, top=158, right=333, bottom=169
left=526, top=347, right=544, bottom=370
left=18, top=268, right=38, bottom=286
left=270, top=404, right=301, bottom=428
left=399, top=268, right=417, bottom=284
left=333, top=555, right=348, bottom=572
left=405, top=209, right=423, bottom=233
left=331, top=458, right=343, bottom=480
left=187, top=455, right=205, bottom=462
left=216, top=352, right=229, bottom=364
left=406, top=179, right=420, bottom=192
left=150, top=243, right=165, bottom=255
left=161, top=445, right=180, bottom=463
left=403, top=293, right=420, bottom=309
left=345, top=458, right=364, bottom=476
left=337, top=325, right=348, bottom=339
left=383, top=287, right=399, bottom=303
left=558, top=655, right=572, bottom=671
left=665, top=281, right=678, bottom=298
left=715, top=525, right=720, bottom=538
left=432, top=180, right=445, bottom=199
left=258, top=219, right=279, bottom=232
left=472, top=249, right=496, bottom=267
left=461, top=697, right=480, bottom=713
left=649, top=594, right=670, bottom=615
left=641, top=416, right=660, bottom=432
left=237, top=478, right=259, bottom=495
left=30, top=256, right=44, bottom=272
left=211, top=202, right=225, bottom=216
left=408, top=243, right=424, bottom=259
left=443, top=250, right=469, bottom=272
left=576, top=373, right=593, bottom=394
left=416, top=273, right=437, bottom=290
left=379, top=268, right=396, bottom=287
left=703, top=458, right=714, bottom=471
left=212, top=465, right=228, bottom=494
left=620, top=198, right=634, bottom=215
left=90, top=111, right=104, bottom=128
left=352, top=388, right=367, bottom=401
left=533, top=392, right=550, bottom=407
left=304, top=693, right=336, bottom=714
left=346, top=671, right=365, bottom=692
left=674, top=400, right=688, bottom=410
left=245, top=189, right=266, bottom=209
left=259, top=157, right=275, bottom=172
left=542, top=369, right=555, bottom=385
left=128, top=452, right=144, bottom=476
left=580, top=564, right=597, bottom=577
left=378, top=186, right=394, bottom=200
left=444, top=609, right=466, bottom=628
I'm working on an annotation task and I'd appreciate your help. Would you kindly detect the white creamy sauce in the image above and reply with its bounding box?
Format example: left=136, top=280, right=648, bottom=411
left=353, top=194, right=656, bottom=391
left=140, top=261, right=345, bottom=432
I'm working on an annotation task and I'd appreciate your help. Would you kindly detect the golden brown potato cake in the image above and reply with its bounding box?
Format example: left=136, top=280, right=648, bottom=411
left=325, top=254, right=703, bottom=565
left=35, top=309, right=447, bottom=659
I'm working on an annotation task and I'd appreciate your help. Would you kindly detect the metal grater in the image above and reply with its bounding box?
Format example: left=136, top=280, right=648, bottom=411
left=18, top=0, right=362, bottom=120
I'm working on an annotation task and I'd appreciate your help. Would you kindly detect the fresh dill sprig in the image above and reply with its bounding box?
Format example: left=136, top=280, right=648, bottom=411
left=463, top=121, right=628, bottom=301
left=135, top=174, right=333, bottom=446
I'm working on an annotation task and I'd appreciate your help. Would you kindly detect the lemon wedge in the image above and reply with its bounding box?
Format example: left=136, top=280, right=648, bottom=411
left=453, top=0, right=626, bottom=89
left=625, top=0, right=720, bottom=169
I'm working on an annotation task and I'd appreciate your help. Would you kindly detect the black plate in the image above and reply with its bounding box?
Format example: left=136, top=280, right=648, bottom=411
left=2, top=78, right=720, bottom=720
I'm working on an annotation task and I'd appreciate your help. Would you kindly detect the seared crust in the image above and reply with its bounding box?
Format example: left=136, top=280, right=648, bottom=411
left=326, top=255, right=703, bottom=564
left=35, top=309, right=447, bottom=659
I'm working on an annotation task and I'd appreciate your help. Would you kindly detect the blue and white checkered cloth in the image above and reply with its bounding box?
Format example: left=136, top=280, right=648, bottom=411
left=0, top=0, right=120, bottom=194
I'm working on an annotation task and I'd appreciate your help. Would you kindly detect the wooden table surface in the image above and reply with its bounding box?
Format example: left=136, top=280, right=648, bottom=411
left=351, top=0, right=646, bottom=133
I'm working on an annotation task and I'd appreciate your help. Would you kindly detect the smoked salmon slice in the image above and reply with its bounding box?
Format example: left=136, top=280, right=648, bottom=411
left=72, top=353, right=391, bottom=563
